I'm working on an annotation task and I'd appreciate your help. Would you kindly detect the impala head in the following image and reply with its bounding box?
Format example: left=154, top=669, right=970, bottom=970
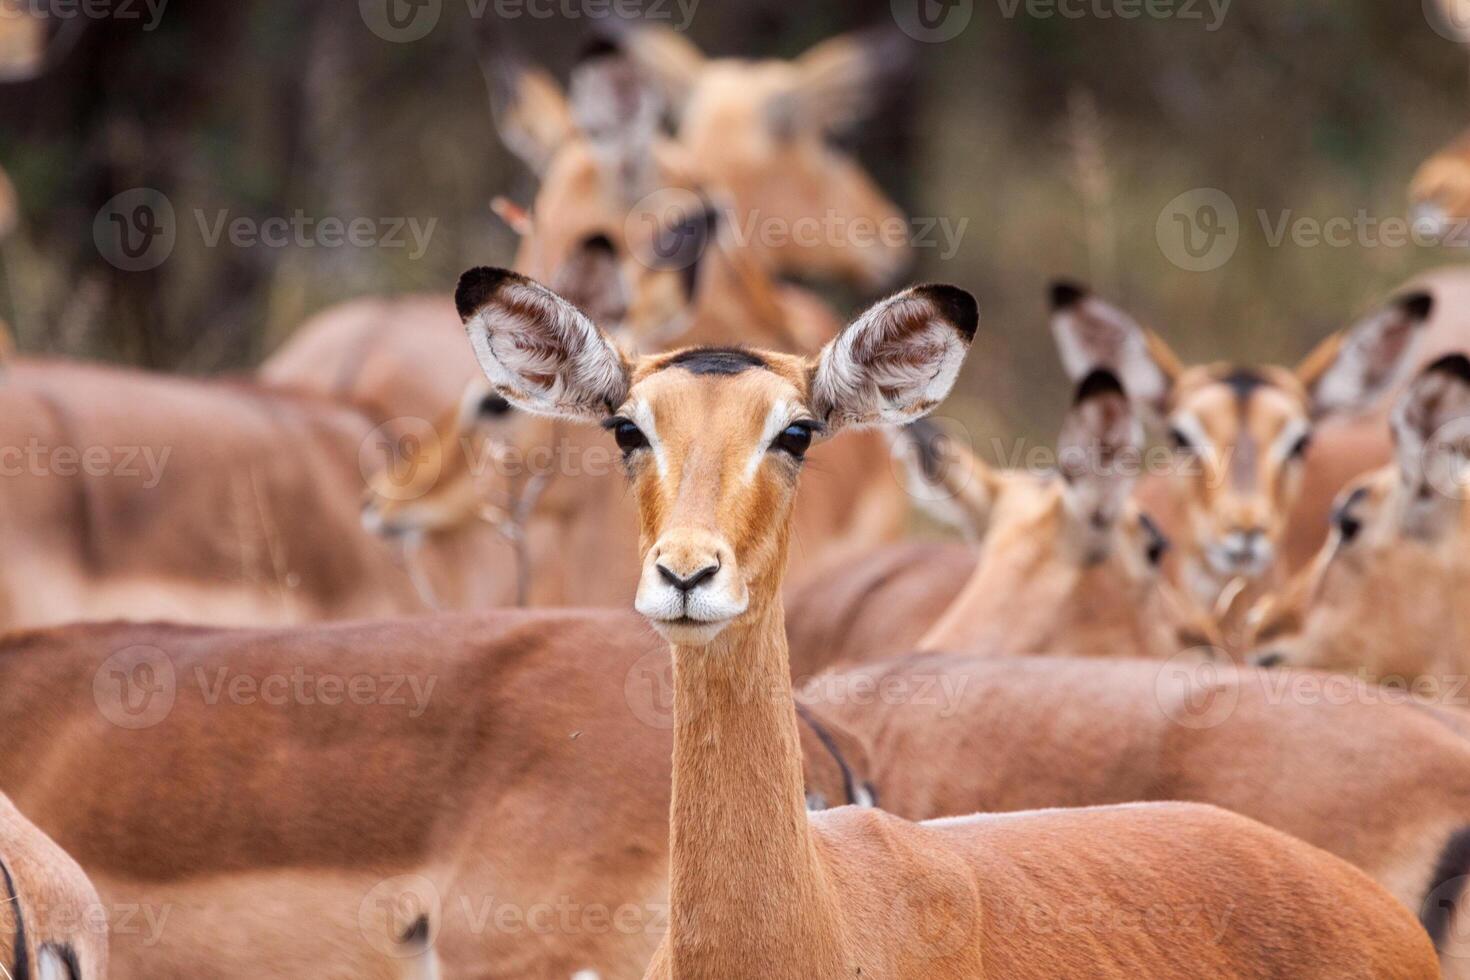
left=619, top=25, right=913, bottom=290
left=1247, top=354, right=1470, bottom=681
left=902, top=372, right=1222, bottom=658
left=1410, top=129, right=1470, bottom=238
left=490, top=45, right=716, bottom=349
left=458, top=266, right=976, bottom=646
left=1050, top=282, right=1432, bottom=587
left=360, top=382, right=526, bottom=539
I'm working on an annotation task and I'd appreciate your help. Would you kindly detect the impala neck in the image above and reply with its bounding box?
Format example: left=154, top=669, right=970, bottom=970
left=666, top=594, right=839, bottom=973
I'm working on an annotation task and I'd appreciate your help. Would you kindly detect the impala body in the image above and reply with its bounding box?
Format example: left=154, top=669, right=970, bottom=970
left=459, top=265, right=1437, bottom=979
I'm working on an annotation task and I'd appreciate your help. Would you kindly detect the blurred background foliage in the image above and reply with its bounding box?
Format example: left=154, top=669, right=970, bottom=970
left=0, top=0, right=1467, bottom=441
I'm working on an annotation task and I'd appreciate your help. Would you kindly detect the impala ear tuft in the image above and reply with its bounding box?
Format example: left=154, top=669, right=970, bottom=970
left=456, top=267, right=522, bottom=322
left=910, top=284, right=978, bottom=341
left=1050, top=280, right=1088, bottom=311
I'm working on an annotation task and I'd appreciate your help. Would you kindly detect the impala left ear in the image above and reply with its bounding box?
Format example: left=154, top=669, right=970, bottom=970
left=809, top=284, right=977, bottom=430
left=1391, top=352, right=1470, bottom=494
left=458, top=267, right=631, bottom=422
left=1057, top=369, right=1144, bottom=531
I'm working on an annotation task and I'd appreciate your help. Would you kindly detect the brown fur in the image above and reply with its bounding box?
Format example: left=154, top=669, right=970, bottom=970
left=460, top=270, right=1436, bottom=979
left=0, top=357, right=516, bottom=630
left=0, top=610, right=861, bottom=978
left=805, top=653, right=1470, bottom=976
left=0, top=791, right=108, bottom=979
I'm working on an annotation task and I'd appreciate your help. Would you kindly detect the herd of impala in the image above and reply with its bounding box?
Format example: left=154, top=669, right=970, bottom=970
left=6, top=11, right=1470, bottom=980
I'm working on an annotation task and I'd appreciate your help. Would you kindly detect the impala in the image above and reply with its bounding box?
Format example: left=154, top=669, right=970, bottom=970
left=1248, top=353, right=1470, bottom=689
left=0, top=791, right=108, bottom=979
left=785, top=370, right=1219, bottom=676
left=0, top=606, right=869, bottom=978
left=1050, top=280, right=1431, bottom=638
left=0, top=359, right=517, bottom=629
left=262, top=24, right=912, bottom=417
left=802, top=652, right=1470, bottom=976
left=460, top=265, right=1436, bottom=979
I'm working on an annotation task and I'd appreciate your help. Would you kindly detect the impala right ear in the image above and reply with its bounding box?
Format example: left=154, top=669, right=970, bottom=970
left=458, top=268, right=631, bottom=422
left=1296, top=291, right=1433, bottom=419
left=810, top=284, right=978, bottom=430
left=485, top=54, right=575, bottom=177
left=1048, top=282, right=1180, bottom=421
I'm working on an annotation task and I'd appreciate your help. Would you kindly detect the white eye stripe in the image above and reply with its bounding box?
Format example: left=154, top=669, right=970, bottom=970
left=627, top=399, right=667, bottom=478
left=1170, top=413, right=1215, bottom=457
left=744, top=400, right=793, bottom=483
left=1270, top=418, right=1312, bottom=464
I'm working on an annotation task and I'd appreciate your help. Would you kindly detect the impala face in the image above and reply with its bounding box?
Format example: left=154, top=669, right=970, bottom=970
left=1248, top=355, right=1470, bottom=681
left=620, top=26, right=913, bottom=290
left=1410, top=128, right=1470, bottom=240
left=1050, top=282, right=1432, bottom=603
left=458, top=267, right=976, bottom=646
left=1165, top=365, right=1312, bottom=580
left=903, top=371, right=1223, bottom=659
left=360, top=383, right=529, bottom=539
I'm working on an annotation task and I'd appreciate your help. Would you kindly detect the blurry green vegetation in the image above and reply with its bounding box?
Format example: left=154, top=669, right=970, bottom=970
left=0, top=0, right=1467, bottom=447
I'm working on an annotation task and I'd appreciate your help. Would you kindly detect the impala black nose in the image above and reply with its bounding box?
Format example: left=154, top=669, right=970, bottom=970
left=658, top=564, right=719, bottom=593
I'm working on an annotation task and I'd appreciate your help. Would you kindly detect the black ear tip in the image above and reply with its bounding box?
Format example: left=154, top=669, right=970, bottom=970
left=1075, top=368, right=1126, bottom=404
left=1049, top=280, right=1088, bottom=311
left=1426, top=352, right=1470, bottom=386
left=575, top=36, right=623, bottom=66
left=1397, top=291, right=1434, bottom=321
left=455, top=267, right=522, bottom=322
left=911, top=284, right=978, bottom=340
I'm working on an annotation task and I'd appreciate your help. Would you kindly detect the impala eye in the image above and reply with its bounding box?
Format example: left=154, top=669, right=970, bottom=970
left=1288, top=432, right=1312, bottom=460
left=1169, top=426, right=1194, bottom=453
left=1139, top=513, right=1170, bottom=567
left=772, top=422, right=815, bottom=459
left=605, top=418, right=648, bottom=455
left=1333, top=486, right=1369, bottom=544
left=479, top=394, right=512, bottom=418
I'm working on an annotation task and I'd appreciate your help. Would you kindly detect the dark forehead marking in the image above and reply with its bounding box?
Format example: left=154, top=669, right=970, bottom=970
left=1215, top=367, right=1268, bottom=405
left=658, top=347, right=770, bottom=376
